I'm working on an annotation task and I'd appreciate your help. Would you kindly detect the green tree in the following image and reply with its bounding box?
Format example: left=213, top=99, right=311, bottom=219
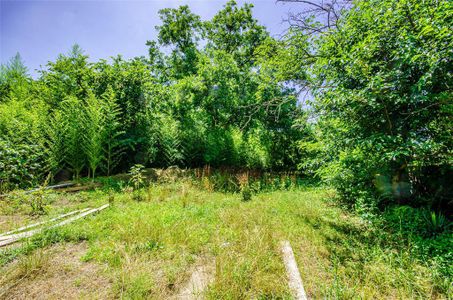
left=308, top=0, right=452, bottom=209
left=205, top=0, right=268, bottom=67
left=39, top=44, right=92, bottom=108
left=156, top=5, right=202, bottom=78
left=0, top=53, right=30, bottom=102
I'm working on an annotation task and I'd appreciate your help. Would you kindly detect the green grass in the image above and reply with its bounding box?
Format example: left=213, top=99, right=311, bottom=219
left=1, top=182, right=451, bottom=299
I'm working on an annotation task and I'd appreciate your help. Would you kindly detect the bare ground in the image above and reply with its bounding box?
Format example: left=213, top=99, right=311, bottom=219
left=174, top=259, right=215, bottom=300
left=0, top=242, right=113, bottom=300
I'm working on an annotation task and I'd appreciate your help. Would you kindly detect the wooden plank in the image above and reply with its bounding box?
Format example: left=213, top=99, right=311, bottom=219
left=55, top=204, right=109, bottom=227
left=0, top=208, right=91, bottom=240
left=0, top=182, right=76, bottom=199
left=24, top=182, right=76, bottom=194
left=58, top=183, right=101, bottom=193
left=0, top=204, right=109, bottom=247
left=280, top=240, right=308, bottom=300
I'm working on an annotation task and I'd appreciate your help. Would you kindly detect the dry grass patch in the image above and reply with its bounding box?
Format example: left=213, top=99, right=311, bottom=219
left=0, top=215, right=26, bottom=233
left=0, top=242, right=112, bottom=299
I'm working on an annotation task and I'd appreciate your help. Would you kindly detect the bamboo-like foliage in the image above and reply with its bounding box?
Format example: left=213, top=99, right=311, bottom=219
left=83, top=90, right=104, bottom=179
left=43, top=110, right=67, bottom=177
left=61, top=96, right=86, bottom=180
left=158, top=116, right=185, bottom=166
left=1, top=1, right=305, bottom=188
left=101, top=86, right=125, bottom=175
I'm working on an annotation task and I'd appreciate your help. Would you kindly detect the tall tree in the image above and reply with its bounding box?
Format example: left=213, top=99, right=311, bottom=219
left=39, top=44, right=92, bottom=108
left=0, top=53, right=30, bottom=103
left=155, top=5, right=202, bottom=78
left=205, top=0, right=268, bottom=67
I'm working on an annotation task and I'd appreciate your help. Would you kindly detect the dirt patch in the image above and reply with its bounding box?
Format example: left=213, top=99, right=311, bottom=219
left=0, top=242, right=113, bottom=299
left=174, top=259, right=215, bottom=300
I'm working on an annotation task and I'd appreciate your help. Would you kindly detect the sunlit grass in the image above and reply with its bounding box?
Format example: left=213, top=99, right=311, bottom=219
left=1, top=183, right=450, bottom=299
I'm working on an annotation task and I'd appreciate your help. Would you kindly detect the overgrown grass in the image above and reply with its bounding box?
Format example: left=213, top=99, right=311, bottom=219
left=1, top=181, right=451, bottom=299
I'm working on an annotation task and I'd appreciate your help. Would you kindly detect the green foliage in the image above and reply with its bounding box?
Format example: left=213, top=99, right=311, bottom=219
left=44, top=111, right=67, bottom=177
left=61, top=96, right=86, bottom=180
left=129, top=164, right=145, bottom=191
left=156, top=5, right=201, bottom=77
left=422, top=210, right=452, bottom=237
left=0, top=139, right=44, bottom=192
left=0, top=53, right=29, bottom=102
left=100, top=86, right=125, bottom=175
left=0, top=2, right=304, bottom=192
left=1, top=1, right=452, bottom=295
left=298, top=0, right=453, bottom=211
left=39, top=44, right=91, bottom=107
left=156, top=115, right=185, bottom=166
left=1, top=0, right=450, bottom=225
left=26, top=175, right=51, bottom=215
left=205, top=0, right=268, bottom=67
left=83, top=90, right=104, bottom=179
left=237, top=172, right=252, bottom=201
left=381, top=205, right=452, bottom=282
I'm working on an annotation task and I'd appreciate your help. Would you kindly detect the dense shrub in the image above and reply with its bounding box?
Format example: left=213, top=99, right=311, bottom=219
left=308, top=0, right=452, bottom=213
left=0, top=139, right=45, bottom=192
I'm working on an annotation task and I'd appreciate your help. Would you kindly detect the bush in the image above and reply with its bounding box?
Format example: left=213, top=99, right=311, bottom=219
left=0, top=139, right=45, bottom=192
left=381, top=206, right=453, bottom=280
left=310, top=0, right=452, bottom=213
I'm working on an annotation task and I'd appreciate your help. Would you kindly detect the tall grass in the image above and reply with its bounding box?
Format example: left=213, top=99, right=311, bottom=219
left=0, top=179, right=450, bottom=298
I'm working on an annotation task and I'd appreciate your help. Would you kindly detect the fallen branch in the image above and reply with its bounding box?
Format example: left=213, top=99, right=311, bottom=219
left=280, top=240, right=307, bottom=300
left=0, top=204, right=109, bottom=248
left=0, top=208, right=91, bottom=240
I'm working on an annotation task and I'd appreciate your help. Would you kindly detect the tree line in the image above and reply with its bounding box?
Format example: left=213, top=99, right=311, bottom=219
left=0, top=1, right=303, bottom=191
left=1, top=0, right=451, bottom=215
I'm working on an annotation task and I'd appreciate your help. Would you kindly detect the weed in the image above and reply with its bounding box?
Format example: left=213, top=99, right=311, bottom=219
left=237, top=172, right=252, bottom=201
left=146, top=184, right=153, bottom=202
left=422, top=210, right=451, bottom=237
left=0, top=249, right=49, bottom=293
left=131, top=190, right=144, bottom=202
left=135, top=240, right=164, bottom=253
left=108, top=190, right=115, bottom=205
left=25, top=174, right=52, bottom=215
left=180, top=180, right=191, bottom=208
left=201, top=176, right=214, bottom=192
left=16, top=249, right=49, bottom=278
left=128, top=164, right=145, bottom=191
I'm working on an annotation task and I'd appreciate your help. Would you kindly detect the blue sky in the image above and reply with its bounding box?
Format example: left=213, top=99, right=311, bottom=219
left=0, top=0, right=301, bottom=77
